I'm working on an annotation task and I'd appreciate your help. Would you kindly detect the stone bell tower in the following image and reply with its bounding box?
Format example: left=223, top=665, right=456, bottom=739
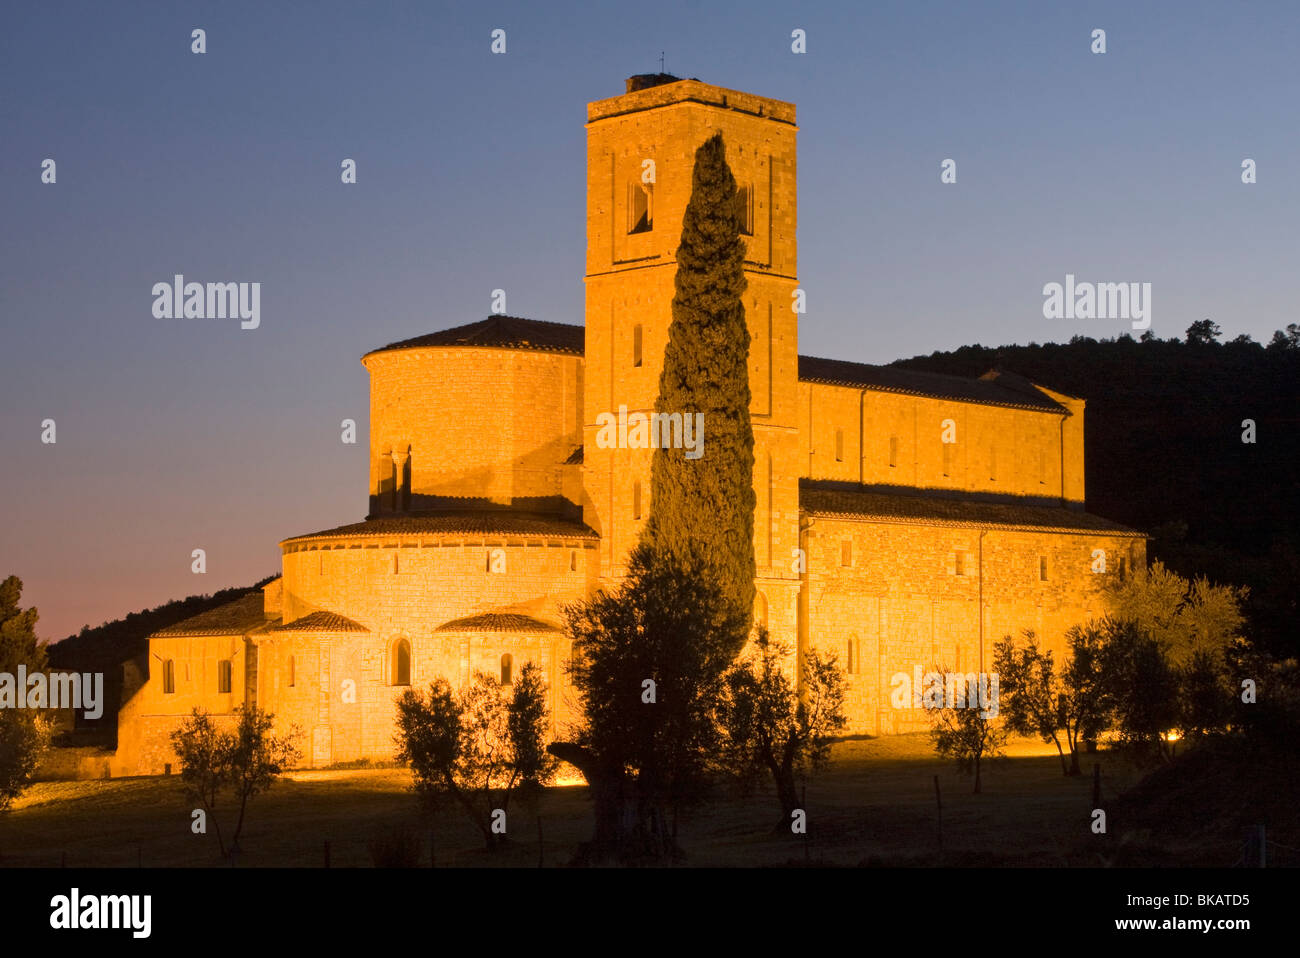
left=581, top=74, right=802, bottom=642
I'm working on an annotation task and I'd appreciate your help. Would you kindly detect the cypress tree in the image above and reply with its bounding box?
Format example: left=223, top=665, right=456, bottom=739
left=644, top=132, right=755, bottom=646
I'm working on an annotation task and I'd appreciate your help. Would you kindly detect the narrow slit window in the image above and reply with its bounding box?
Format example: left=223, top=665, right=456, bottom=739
left=633, top=324, right=643, bottom=367
left=633, top=480, right=642, bottom=520
left=835, top=428, right=844, bottom=463
left=501, top=653, right=513, bottom=686
left=627, top=182, right=652, bottom=234
left=736, top=185, right=754, bottom=236
left=942, top=443, right=952, bottom=478
left=163, top=659, right=175, bottom=694
left=889, top=436, right=898, bottom=468
left=218, top=660, right=232, bottom=694
left=841, top=539, right=852, bottom=567
left=1039, top=556, right=1049, bottom=581
left=287, top=655, right=295, bottom=688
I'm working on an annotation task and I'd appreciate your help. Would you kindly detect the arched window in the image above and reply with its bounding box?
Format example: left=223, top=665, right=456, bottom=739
left=392, top=639, right=411, bottom=686
left=287, top=655, right=295, bottom=688
left=162, top=659, right=175, bottom=694
left=500, top=653, right=513, bottom=686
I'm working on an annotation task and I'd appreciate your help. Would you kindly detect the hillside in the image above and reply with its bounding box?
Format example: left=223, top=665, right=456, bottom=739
left=45, top=576, right=276, bottom=735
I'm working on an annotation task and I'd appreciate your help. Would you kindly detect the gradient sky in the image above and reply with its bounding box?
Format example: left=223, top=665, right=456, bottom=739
left=3, top=0, right=1297, bottom=642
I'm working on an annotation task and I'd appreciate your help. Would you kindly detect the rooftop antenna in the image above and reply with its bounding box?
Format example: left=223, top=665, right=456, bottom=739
left=659, top=51, right=665, bottom=73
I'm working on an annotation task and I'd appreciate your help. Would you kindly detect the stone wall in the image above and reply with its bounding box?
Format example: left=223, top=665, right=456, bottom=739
left=798, top=381, right=1084, bottom=505
left=803, top=516, right=1146, bottom=735
left=363, top=347, right=583, bottom=515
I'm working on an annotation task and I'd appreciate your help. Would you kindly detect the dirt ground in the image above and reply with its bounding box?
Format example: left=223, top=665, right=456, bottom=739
left=1, top=734, right=1159, bottom=867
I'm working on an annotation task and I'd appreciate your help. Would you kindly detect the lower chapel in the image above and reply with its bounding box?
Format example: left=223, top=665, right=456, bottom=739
left=113, top=75, right=1144, bottom=775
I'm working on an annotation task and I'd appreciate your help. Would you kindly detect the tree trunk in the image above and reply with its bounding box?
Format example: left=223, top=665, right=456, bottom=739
left=973, top=754, right=982, bottom=794
left=1052, top=735, right=1069, bottom=776
left=548, top=742, right=629, bottom=863
left=770, top=743, right=800, bottom=833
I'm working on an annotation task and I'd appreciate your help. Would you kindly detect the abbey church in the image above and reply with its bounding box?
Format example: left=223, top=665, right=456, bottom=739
left=114, top=75, right=1144, bottom=775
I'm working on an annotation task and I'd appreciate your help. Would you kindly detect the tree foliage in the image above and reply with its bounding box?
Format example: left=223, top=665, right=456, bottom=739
left=644, top=131, right=755, bottom=646
left=170, top=705, right=301, bottom=859
left=1105, top=560, right=1246, bottom=666
left=1185, top=319, right=1222, bottom=345
left=0, top=575, right=46, bottom=676
left=716, top=629, right=846, bottom=826
left=994, top=626, right=1109, bottom=776
left=561, top=543, right=742, bottom=860
left=0, top=711, right=51, bottom=813
left=394, top=663, right=555, bottom=851
left=0, top=575, right=51, bottom=812
left=1096, top=619, right=1181, bottom=763
left=929, top=699, right=1009, bottom=794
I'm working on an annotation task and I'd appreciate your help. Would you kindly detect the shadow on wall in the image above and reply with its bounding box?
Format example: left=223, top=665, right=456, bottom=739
left=370, top=440, right=584, bottom=520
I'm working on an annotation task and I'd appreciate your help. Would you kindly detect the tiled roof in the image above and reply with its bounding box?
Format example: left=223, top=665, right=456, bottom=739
left=798, top=356, right=1065, bottom=412
left=365, top=316, right=585, bottom=358
left=282, top=512, right=598, bottom=546
left=269, top=611, right=368, bottom=633
left=435, top=612, right=562, bottom=634
left=154, top=593, right=277, bottom=637
left=801, top=486, right=1143, bottom=536
left=363, top=316, right=1069, bottom=412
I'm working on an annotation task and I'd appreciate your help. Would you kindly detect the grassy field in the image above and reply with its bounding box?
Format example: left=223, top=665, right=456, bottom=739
left=0, top=734, right=1173, bottom=867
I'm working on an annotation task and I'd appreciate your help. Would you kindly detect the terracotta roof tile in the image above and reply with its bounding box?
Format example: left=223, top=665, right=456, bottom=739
left=366, top=316, right=585, bottom=358
left=269, top=611, right=368, bottom=633
left=154, top=593, right=277, bottom=637
left=363, top=317, right=1067, bottom=412
left=801, top=486, right=1143, bottom=536
left=798, top=356, right=1065, bottom=412
left=434, top=612, right=561, bottom=634
left=282, top=512, right=598, bottom=546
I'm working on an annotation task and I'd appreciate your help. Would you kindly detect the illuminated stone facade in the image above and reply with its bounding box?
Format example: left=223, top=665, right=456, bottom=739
left=113, top=76, right=1143, bottom=775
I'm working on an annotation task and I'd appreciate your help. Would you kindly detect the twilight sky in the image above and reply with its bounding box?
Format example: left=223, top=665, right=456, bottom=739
left=2, top=0, right=1297, bottom=642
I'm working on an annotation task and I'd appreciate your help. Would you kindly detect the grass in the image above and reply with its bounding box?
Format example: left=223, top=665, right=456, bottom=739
left=0, top=734, right=1175, bottom=867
